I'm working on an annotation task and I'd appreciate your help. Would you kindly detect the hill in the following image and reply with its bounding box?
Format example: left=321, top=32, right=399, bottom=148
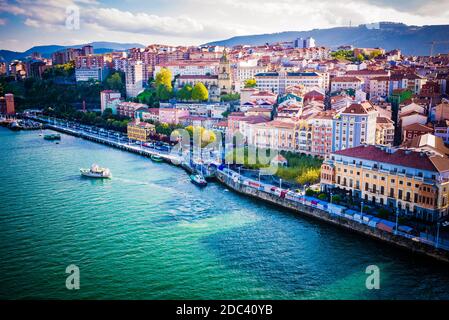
left=0, top=42, right=145, bottom=62
left=205, top=22, right=449, bottom=56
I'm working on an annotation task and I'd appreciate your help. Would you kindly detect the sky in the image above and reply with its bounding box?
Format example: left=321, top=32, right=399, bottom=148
left=0, top=0, right=448, bottom=51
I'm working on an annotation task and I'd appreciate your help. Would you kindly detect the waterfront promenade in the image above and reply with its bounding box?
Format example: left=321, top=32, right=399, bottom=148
left=28, top=115, right=449, bottom=263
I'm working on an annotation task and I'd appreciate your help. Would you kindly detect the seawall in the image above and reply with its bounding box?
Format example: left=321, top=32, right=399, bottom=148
left=216, top=171, right=449, bottom=264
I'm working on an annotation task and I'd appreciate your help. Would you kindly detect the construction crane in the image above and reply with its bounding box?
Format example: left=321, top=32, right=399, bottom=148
left=430, top=40, right=449, bottom=57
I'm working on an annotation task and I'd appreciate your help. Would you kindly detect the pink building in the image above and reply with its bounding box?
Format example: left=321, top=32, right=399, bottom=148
left=158, top=108, right=190, bottom=125
left=311, top=111, right=335, bottom=157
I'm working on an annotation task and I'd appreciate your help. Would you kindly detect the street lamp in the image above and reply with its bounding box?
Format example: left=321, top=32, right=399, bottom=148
left=436, top=222, right=441, bottom=249
left=395, top=207, right=399, bottom=235
left=361, top=201, right=364, bottom=217
left=303, top=185, right=306, bottom=204
left=330, top=191, right=333, bottom=204
left=280, top=178, right=282, bottom=189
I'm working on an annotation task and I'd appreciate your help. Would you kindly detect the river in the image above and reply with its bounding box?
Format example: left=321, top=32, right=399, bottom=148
left=1, top=127, right=448, bottom=299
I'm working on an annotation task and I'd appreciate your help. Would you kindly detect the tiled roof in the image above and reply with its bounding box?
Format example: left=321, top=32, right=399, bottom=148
left=341, top=102, right=375, bottom=115
left=403, top=123, right=433, bottom=132
left=334, top=145, right=447, bottom=172
left=376, top=117, right=394, bottom=124
left=178, top=75, right=218, bottom=79
left=332, top=76, right=363, bottom=82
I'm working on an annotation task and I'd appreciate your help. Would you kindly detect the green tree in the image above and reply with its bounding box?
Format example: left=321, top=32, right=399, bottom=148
left=176, top=84, right=193, bottom=101
left=356, top=53, right=365, bottom=62
left=220, top=93, right=240, bottom=102
left=156, top=85, right=173, bottom=101
left=331, top=194, right=342, bottom=204
left=106, top=72, right=123, bottom=91
left=102, top=108, right=113, bottom=119
left=191, top=82, right=209, bottom=101
left=244, top=78, right=257, bottom=88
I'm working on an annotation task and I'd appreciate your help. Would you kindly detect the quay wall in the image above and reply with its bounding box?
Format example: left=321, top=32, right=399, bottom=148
left=216, top=171, right=449, bottom=264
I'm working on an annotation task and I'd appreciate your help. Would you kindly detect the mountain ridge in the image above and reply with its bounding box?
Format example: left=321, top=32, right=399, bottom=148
left=205, top=22, right=449, bottom=56
left=0, top=41, right=145, bottom=62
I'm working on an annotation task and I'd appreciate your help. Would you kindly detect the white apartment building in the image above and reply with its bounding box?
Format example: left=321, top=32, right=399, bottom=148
left=236, top=65, right=268, bottom=82
left=125, top=60, right=144, bottom=98
left=369, top=76, right=390, bottom=100
left=75, top=67, right=107, bottom=82
left=100, top=90, right=122, bottom=114
left=330, top=77, right=364, bottom=93
left=255, top=71, right=324, bottom=94
left=154, top=61, right=219, bottom=80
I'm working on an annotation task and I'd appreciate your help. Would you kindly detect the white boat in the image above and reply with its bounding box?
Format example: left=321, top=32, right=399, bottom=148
left=190, top=174, right=207, bottom=186
left=80, top=164, right=112, bottom=179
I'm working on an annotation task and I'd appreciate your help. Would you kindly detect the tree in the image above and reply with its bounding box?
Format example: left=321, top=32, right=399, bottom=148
left=155, top=68, right=173, bottom=91
left=331, top=194, right=342, bottom=204
left=244, top=78, right=257, bottom=88
left=106, top=72, right=123, bottom=91
left=102, top=108, right=113, bottom=119
left=356, top=53, right=365, bottom=62
left=156, top=85, right=173, bottom=101
left=176, top=84, right=193, bottom=101
left=191, top=82, right=209, bottom=101
left=185, top=125, right=216, bottom=147
left=221, top=93, right=240, bottom=102
left=296, top=168, right=320, bottom=185
left=369, top=50, right=382, bottom=60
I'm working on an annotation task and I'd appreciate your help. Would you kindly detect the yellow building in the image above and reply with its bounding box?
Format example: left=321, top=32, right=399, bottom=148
left=321, top=145, right=449, bottom=222
left=127, top=120, right=155, bottom=142
left=375, top=117, right=395, bottom=146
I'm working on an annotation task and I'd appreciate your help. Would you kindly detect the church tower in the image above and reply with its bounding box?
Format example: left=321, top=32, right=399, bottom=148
left=218, top=49, right=233, bottom=96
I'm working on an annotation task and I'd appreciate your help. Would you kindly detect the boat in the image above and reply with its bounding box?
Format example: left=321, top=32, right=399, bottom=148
left=80, top=164, right=112, bottom=179
left=190, top=174, right=207, bottom=187
left=44, top=134, right=61, bottom=141
left=150, top=154, right=164, bottom=162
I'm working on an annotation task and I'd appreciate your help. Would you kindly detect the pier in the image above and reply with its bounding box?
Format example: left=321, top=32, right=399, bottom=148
left=28, top=116, right=215, bottom=179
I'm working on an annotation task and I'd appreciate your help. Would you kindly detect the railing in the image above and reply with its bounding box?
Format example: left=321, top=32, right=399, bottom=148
left=218, top=167, right=449, bottom=253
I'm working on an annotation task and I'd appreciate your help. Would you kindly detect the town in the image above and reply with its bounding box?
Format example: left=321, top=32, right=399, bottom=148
left=2, top=31, right=449, bottom=261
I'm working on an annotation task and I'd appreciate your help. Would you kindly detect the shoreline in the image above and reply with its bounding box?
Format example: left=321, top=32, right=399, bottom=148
left=26, top=116, right=449, bottom=264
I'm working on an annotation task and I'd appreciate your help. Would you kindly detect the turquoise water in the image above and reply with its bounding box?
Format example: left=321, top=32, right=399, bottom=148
left=1, top=127, right=449, bottom=300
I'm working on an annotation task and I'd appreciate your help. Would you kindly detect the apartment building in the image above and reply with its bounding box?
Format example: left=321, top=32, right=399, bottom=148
left=125, top=60, right=144, bottom=98
left=127, top=120, right=155, bottom=142
left=321, top=145, right=449, bottom=221
left=332, top=102, right=378, bottom=152
left=330, top=76, right=363, bottom=93
left=375, top=117, right=395, bottom=146
left=311, top=111, right=335, bottom=157
left=255, top=71, right=324, bottom=94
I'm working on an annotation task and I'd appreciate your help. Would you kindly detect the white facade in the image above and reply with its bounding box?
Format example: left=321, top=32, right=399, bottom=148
left=100, top=91, right=122, bottom=113
left=125, top=61, right=144, bottom=98
left=154, top=62, right=219, bottom=80
left=255, top=71, right=324, bottom=94
left=75, top=67, right=106, bottom=82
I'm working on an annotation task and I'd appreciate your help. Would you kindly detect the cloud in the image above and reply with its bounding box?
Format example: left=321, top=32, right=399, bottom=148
left=82, top=7, right=233, bottom=38
left=1, top=0, right=448, bottom=51
left=365, top=0, right=449, bottom=15
left=0, top=18, right=7, bottom=25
